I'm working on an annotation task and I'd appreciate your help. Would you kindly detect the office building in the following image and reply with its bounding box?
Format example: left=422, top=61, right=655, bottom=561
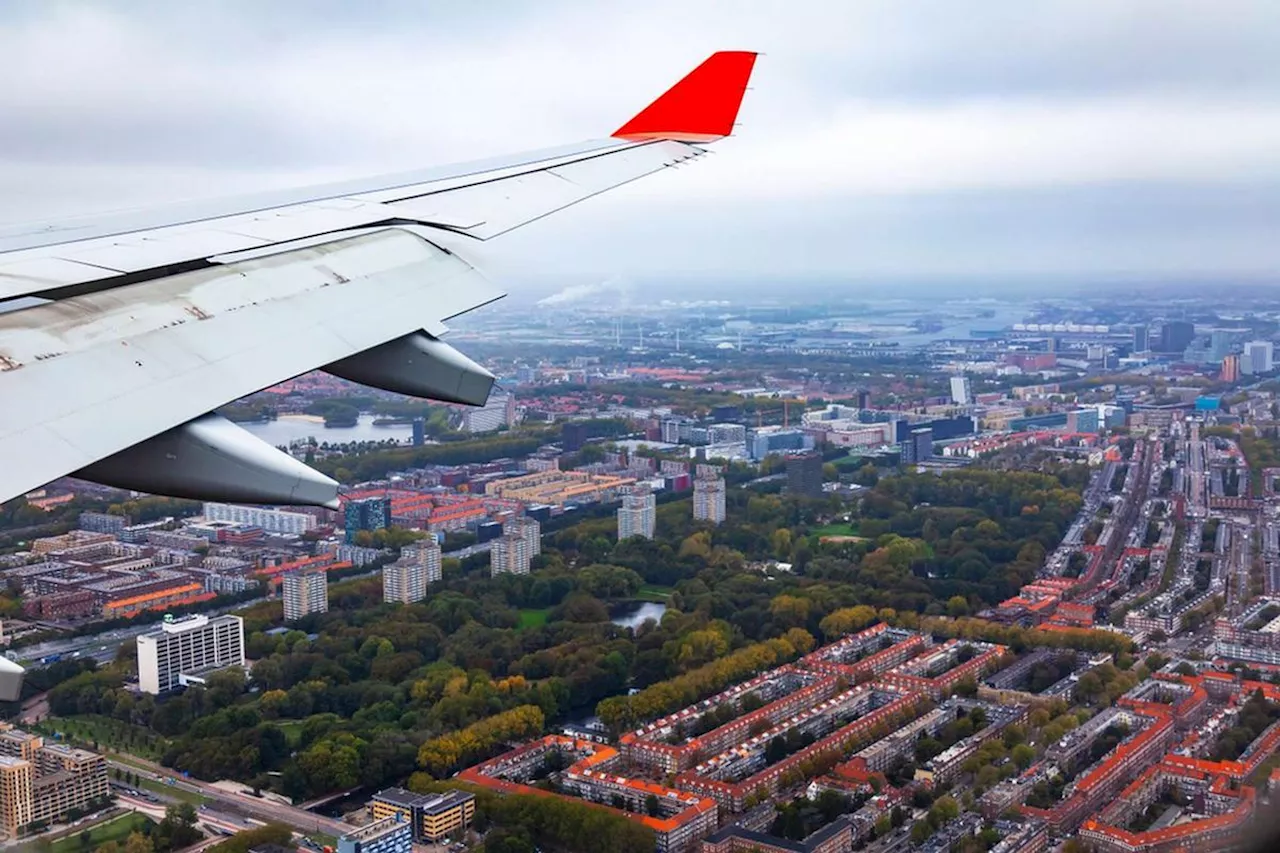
left=370, top=788, right=475, bottom=844
left=562, top=421, right=589, bottom=452
left=137, top=614, right=245, bottom=695
left=1132, top=324, right=1149, bottom=353
left=749, top=428, right=813, bottom=461
left=383, top=540, right=440, bottom=604
left=1159, top=320, right=1195, bottom=354
left=411, top=418, right=426, bottom=447
left=491, top=533, right=532, bottom=576
left=892, top=415, right=975, bottom=444
left=901, top=427, right=933, bottom=465
left=202, top=502, right=316, bottom=535
left=0, top=731, right=108, bottom=835
left=345, top=497, right=392, bottom=544
left=693, top=476, right=727, bottom=525
left=283, top=569, right=328, bottom=622
left=462, top=392, right=514, bottom=433
left=950, top=375, right=972, bottom=405
left=1247, top=340, right=1274, bottom=374
left=617, top=488, right=657, bottom=540
left=856, top=389, right=870, bottom=409
left=786, top=452, right=824, bottom=499
left=337, top=814, right=412, bottom=853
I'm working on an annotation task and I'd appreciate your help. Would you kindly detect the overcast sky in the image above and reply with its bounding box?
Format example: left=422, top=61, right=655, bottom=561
left=1, top=0, right=1278, bottom=288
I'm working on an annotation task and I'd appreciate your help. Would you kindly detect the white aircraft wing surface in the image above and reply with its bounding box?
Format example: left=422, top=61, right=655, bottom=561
left=0, top=51, right=757, bottom=509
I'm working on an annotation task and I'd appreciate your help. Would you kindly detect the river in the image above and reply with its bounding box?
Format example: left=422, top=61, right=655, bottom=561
left=240, top=413, right=415, bottom=446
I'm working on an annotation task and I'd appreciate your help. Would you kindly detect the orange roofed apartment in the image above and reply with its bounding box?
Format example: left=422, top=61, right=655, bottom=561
left=621, top=667, right=841, bottom=776
left=674, top=684, right=926, bottom=812
left=460, top=736, right=718, bottom=853
left=877, top=639, right=1008, bottom=700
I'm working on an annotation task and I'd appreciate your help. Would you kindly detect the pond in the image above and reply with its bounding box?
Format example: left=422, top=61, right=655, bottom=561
left=611, top=601, right=667, bottom=630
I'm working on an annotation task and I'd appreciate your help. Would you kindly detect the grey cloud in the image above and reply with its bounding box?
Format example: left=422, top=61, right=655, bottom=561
left=0, top=0, right=1277, bottom=279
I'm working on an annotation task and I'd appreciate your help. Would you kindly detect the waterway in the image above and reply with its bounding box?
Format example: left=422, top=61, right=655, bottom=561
left=611, top=601, right=667, bottom=630
left=240, top=413, right=414, bottom=446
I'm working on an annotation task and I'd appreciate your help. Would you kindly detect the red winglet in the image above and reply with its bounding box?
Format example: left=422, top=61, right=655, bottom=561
left=613, top=51, right=758, bottom=143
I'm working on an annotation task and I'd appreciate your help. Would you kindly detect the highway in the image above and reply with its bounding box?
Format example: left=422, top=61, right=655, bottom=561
left=107, top=754, right=349, bottom=838
left=16, top=597, right=266, bottom=668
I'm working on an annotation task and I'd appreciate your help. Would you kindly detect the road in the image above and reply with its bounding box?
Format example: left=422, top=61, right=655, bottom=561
left=19, top=690, right=47, bottom=725
left=17, top=597, right=266, bottom=668
left=108, top=754, right=348, bottom=837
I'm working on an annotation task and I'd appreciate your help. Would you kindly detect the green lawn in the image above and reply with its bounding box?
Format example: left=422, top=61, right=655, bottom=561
left=48, top=812, right=154, bottom=853
left=276, top=719, right=306, bottom=747
left=636, top=584, right=673, bottom=602
left=40, top=715, right=170, bottom=760
left=812, top=522, right=861, bottom=537
left=517, top=608, right=551, bottom=629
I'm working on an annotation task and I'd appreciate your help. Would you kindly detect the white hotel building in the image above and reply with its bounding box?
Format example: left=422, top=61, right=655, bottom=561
left=137, top=614, right=245, bottom=695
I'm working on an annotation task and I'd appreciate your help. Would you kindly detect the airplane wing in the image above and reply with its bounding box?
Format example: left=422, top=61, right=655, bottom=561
left=0, top=51, right=757, bottom=510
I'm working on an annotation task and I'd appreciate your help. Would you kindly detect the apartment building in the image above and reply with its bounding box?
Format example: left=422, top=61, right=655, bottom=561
left=202, top=502, right=316, bottom=535
left=0, top=757, right=31, bottom=835
left=701, top=818, right=853, bottom=853
left=503, top=516, right=541, bottom=557
left=383, top=540, right=440, bottom=605
left=0, top=730, right=108, bottom=836
left=136, top=613, right=245, bottom=695
left=490, top=533, right=532, bottom=577
left=693, top=476, right=727, bottom=524
left=461, top=737, right=719, bottom=853
left=622, top=669, right=838, bottom=774
left=618, top=488, right=657, bottom=540
left=283, top=569, right=328, bottom=622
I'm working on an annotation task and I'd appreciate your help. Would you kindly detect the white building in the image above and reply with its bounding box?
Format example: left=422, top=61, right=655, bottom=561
left=707, top=423, right=747, bottom=444
left=693, top=476, right=727, bottom=524
left=384, top=540, right=441, bottom=604
left=490, top=533, right=532, bottom=576
left=201, top=502, right=316, bottom=534
left=617, top=489, right=657, bottom=540
left=283, top=569, right=328, bottom=622
left=136, top=614, right=245, bottom=695
left=950, top=375, right=972, bottom=405
left=462, top=392, right=515, bottom=433
left=1245, top=340, right=1274, bottom=375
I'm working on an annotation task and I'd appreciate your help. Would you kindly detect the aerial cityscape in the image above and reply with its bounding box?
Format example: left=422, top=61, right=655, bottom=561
left=3, top=3, right=1280, bottom=853
left=2, top=283, right=1280, bottom=853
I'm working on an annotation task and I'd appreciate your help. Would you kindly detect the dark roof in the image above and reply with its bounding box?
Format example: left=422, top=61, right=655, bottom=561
left=373, top=786, right=475, bottom=814
left=703, top=817, right=852, bottom=852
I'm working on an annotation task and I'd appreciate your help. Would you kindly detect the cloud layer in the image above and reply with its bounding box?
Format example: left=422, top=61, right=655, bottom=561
left=1, top=0, right=1277, bottom=284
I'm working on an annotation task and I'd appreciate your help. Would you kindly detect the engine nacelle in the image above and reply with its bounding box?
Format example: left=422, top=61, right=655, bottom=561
left=76, top=413, right=340, bottom=509
left=324, top=330, right=495, bottom=406
left=0, top=657, right=23, bottom=703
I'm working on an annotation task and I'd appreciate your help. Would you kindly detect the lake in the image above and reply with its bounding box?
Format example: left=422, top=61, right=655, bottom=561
left=240, top=413, right=414, bottom=446
left=611, top=601, right=667, bottom=630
